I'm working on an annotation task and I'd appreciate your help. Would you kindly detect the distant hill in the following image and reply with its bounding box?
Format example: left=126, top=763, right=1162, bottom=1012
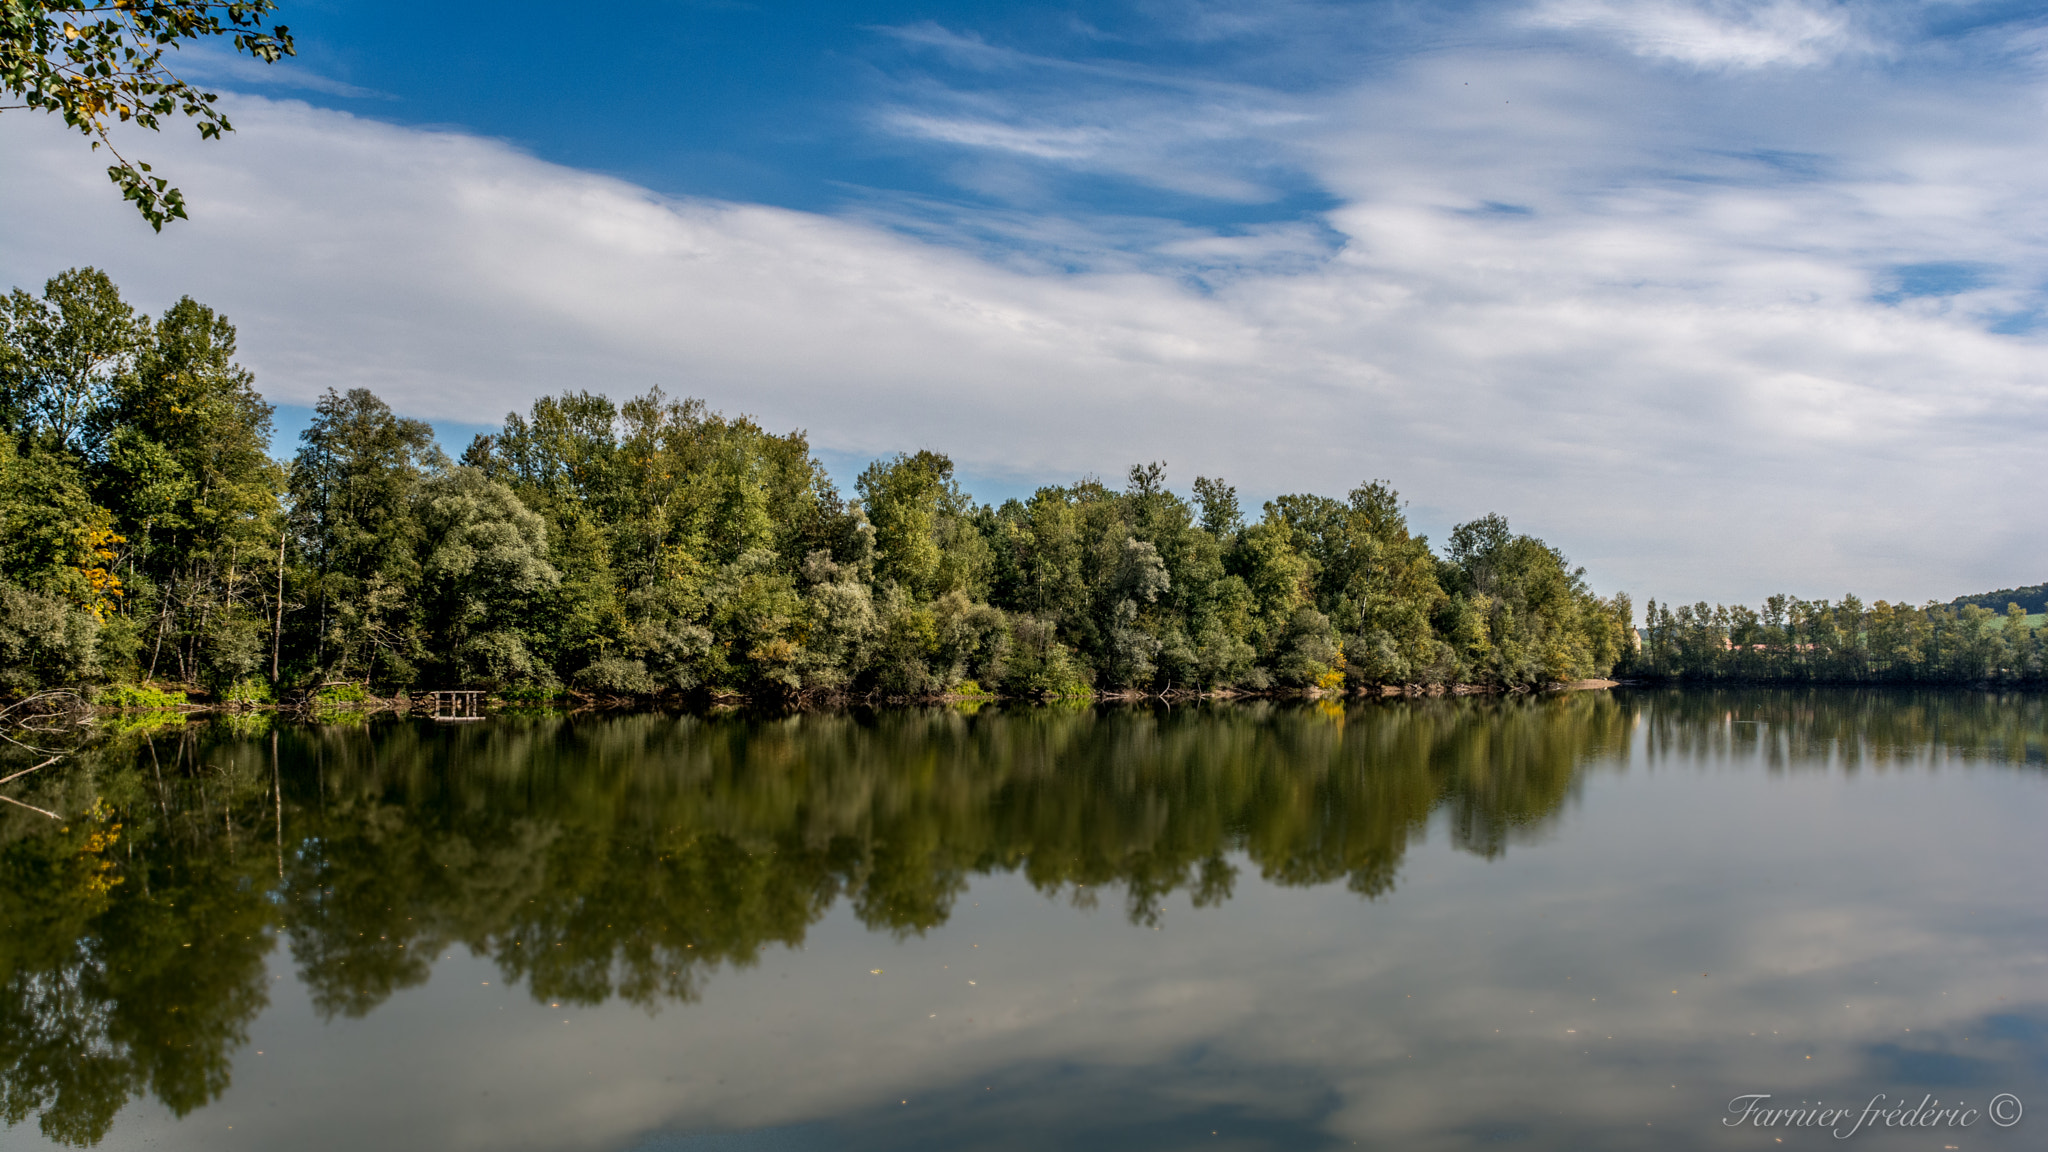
left=1951, top=582, right=2048, bottom=615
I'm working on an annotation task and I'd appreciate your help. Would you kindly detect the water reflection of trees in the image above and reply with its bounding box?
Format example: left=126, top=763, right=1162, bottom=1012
left=3, top=689, right=2040, bottom=1145
left=1, top=728, right=281, bottom=1146
left=1630, top=688, right=2046, bottom=771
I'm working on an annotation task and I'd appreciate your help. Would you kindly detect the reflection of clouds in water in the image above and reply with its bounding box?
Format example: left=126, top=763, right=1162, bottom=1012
left=77, top=765, right=2032, bottom=1152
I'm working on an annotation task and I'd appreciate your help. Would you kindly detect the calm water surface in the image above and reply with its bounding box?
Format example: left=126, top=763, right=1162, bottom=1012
left=2, top=689, right=2044, bottom=1151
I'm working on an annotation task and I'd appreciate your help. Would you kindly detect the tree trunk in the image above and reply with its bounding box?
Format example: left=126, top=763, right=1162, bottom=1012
left=272, top=530, right=286, bottom=682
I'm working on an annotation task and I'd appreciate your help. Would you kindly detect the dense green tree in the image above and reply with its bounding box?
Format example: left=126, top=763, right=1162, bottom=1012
left=1439, top=513, right=1629, bottom=687
left=109, top=295, right=282, bottom=688
left=858, top=450, right=988, bottom=602
left=0, top=270, right=281, bottom=690
left=415, top=467, right=560, bottom=687
left=289, top=388, right=443, bottom=687
left=0, top=267, right=147, bottom=453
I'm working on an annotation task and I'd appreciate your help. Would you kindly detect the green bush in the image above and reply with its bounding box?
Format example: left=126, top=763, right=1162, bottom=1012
left=0, top=581, right=102, bottom=692
left=222, top=678, right=274, bottom=705
left=98, top=683, right=188, bottom=710
left=316, top=682, right=369, bottom=704
left=500, top=680, right=565, bottom=703
left=572, top=657, right=658, bottom=696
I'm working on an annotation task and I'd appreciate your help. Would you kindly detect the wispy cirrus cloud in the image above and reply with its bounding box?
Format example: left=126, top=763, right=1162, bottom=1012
left=1522, top=0, right=1869, bottom=69
left=175, top=43, right=396, bottom=100
left=871, top=22, right=1320, bottom=204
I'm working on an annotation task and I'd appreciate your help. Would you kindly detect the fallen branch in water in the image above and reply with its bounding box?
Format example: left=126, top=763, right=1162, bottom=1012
left=0, top=691, right=96, bottom=753
left=0, top=695, right=91, bottom=820
left=0, top=756, right=61, bottom=787
left=0, top=792, right=60, bottom=819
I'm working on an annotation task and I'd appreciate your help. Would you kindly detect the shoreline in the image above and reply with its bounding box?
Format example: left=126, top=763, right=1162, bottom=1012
left=76, top=676, right=1624, bottom=719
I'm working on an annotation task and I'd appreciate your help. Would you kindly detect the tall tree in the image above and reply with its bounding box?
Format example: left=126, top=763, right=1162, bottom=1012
left=0, top=267, right=147, bottom=454
left=288, top=388, right=442, bottom=685
left=857, top=450, right=988, bottom=602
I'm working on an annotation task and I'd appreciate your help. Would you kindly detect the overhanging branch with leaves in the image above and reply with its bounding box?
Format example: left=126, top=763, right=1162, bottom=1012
left=0, top=0, right=293, bottom=229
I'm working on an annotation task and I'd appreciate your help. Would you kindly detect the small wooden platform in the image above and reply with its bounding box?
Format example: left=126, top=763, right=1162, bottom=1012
left=426, top=690, right=487, bottom=721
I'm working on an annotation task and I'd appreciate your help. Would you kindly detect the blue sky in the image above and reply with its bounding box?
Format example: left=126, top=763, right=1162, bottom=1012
left=4, top=0, right=2047, bottom=604
left=268, top=0, right=1374, bottom=217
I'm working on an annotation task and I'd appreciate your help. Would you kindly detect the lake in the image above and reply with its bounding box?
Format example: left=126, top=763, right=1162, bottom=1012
left=2, top=689, right=2042, bottom=1151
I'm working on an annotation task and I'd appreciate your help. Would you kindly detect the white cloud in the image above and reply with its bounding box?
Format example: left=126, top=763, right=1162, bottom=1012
left=3, top=26, right=2046, bottom=610
left=1524, top=0, right=1865, bottom=69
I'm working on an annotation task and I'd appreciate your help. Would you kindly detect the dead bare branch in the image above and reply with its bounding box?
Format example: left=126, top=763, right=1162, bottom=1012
left=0, top=757, right=62, bottom=787
left=0, top=793, right=61, bottom=820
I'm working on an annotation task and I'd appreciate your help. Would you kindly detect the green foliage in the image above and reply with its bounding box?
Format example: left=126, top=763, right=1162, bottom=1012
left=858, top=450, right=987, bottom=601
left=2, top=270, right=1656, bottom=699
left=0, top=579, right=101, bottom=692
left=0, top=270, right=284, bottom=694
left=415, top=467, right=559, bottom=687
left=571, top=657, right=657, bottom=697
left=315, top=682, right=367, bottom=704
left=499, top=681, right=565, bottom=704
left=1634, top=593, right=2045, bottom=685
left=291, top=388, right=441, bottom=689
left=1438, top=512, right=1627, bottom=687
left=1951, top=582, right=2048, bottom=616
left=96, top=683, right=186, bottom=709
left=219, top=677, right=271, bottom=705
left=0, top=0, right=293, bottom=228
left=0, top=267, right=148, bottom=452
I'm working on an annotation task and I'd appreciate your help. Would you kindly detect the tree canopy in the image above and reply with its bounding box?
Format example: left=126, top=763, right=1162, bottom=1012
left=0, top=268, right=1653, bottom=701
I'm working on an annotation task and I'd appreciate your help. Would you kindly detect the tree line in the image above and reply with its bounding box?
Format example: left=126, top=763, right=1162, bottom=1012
left=1949, top=582, right=2047, bottom=616
left=0, top=268, right=1634, bottom=701
left=1635, top=594, right=2045, bottom=684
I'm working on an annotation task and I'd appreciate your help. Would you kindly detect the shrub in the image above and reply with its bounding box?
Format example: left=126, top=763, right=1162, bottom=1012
left=222, top=678, right=274, bottom=705
left=500, top=681, right=564, bottom=703
left=572, top=657, right=658, bottom=696
left=1000, top=615, right=1092, bottom=698
left=98, top=683, right=188, bottom=710
left=0, top=581, right=101, bottom=692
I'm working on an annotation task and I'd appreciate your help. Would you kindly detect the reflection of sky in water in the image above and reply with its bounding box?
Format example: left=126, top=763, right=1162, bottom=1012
left=7, top=694, right=2045, bottom=1152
